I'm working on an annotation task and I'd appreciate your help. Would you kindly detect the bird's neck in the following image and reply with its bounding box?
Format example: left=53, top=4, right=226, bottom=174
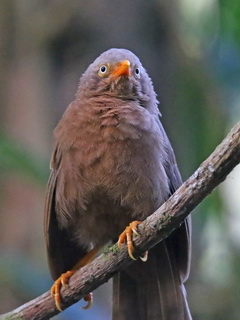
left=87, top=95, right=155, bottom=130
left=54, top=97, right=157, bottom=148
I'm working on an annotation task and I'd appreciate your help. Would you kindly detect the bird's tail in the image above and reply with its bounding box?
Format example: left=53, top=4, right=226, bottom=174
left=112, top=241, right=192, bottom=320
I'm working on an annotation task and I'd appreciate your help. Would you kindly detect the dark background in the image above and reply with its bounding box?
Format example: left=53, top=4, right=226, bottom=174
left=0, top=0, right=240, bottom=319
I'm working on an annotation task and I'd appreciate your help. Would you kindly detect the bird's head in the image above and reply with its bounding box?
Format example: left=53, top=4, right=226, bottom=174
left=77, top=48, right=159, bottom=111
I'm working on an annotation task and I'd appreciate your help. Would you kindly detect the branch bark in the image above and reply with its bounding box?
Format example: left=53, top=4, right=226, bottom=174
left=1, top=122, right=240, bottom=320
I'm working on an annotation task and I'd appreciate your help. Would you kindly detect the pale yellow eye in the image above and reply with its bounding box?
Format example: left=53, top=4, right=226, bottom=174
left=98, top=64, right=108, bottom=77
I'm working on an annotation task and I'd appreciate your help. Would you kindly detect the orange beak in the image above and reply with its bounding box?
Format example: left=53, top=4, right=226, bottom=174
left=112, top=60, right=131, bottom=78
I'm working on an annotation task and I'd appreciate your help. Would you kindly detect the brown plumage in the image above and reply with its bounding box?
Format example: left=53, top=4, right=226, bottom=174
left=44, top=48, right=192, bottom=319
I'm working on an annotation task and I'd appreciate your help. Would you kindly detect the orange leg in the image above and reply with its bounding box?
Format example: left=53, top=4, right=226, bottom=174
left=118, top=220, right=148, bottom=261
left=51, top=247, right=99, bottom=311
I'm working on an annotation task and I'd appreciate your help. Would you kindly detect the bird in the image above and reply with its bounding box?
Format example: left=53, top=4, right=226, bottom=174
left=44, top=48, right=192, bottom=320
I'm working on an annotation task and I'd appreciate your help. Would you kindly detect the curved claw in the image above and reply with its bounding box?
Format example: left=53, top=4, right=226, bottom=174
left=51, top=278, right=62, bottom=311
left=118, top=221, right=141, bottom=260
left=82, top=292, right=93, bottom=309
left=51, top=270, right=75, bottom=311
left=140, top=250, right=148, bottom=262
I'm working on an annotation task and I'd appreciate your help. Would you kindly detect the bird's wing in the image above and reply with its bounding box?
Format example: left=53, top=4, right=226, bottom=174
left=158, top=119, right=192, bottom=282
left=44, top=144, right=88, bottom=280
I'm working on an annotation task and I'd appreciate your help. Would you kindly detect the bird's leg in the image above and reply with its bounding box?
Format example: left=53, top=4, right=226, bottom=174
left=117, top=221, right=148, bottom=261
left=51, top=247, right=99, bottom=311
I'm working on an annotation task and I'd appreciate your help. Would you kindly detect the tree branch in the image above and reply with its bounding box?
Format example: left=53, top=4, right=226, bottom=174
left=1, top=122, right=240, bottom=320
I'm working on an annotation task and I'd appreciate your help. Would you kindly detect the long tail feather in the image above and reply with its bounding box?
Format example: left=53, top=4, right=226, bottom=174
left=112, top=241, right=191, bottom=320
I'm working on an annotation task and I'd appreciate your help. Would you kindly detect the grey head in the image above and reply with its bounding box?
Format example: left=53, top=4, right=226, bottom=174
left=77, top=48, right=159, bottom=112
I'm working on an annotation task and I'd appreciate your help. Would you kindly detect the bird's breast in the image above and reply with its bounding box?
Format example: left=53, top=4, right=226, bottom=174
left=77, top=116, right=170, bottom=217
left=55, top=101, right=170, bottom=244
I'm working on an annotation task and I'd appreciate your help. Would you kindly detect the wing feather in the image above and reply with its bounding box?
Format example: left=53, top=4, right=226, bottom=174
left=158, top=119, right=192, bottom=282
left=44, top=145, right=88, bottom=280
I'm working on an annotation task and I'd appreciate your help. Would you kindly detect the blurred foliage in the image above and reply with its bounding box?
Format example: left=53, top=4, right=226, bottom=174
left=0, top=132, right=48, bottom=185
left=219, top=0, right=240, bottom=45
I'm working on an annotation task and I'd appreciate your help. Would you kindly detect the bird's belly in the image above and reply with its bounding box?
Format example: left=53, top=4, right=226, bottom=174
left=73, top=135, right=170, bottom=248
left=74, top=188, right=133, bottom=247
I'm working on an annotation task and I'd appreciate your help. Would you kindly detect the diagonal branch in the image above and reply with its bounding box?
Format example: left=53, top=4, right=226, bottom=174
left=1, top=122, right=240, bottom=320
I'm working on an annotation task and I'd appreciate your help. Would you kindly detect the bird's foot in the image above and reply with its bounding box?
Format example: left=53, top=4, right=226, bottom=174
left=50, top=248, right=99, bottom=311
left=118, top=221, right=148, bottom=261
left=51, top=270, right=75, bottom=311
left=51, top=270, right=93, bottom=311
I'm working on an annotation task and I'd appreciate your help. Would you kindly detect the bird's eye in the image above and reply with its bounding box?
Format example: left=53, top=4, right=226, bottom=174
left=135, top=67, right=140, bottom=77
left=98, top=65, right=108, bottom=77
left=100, top=65, right=107, bottom=73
